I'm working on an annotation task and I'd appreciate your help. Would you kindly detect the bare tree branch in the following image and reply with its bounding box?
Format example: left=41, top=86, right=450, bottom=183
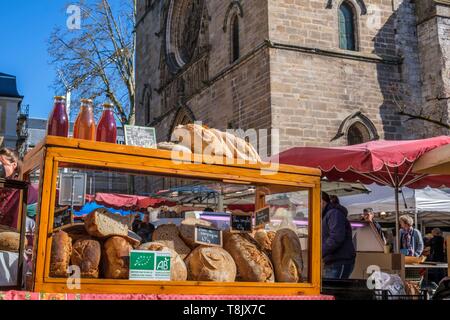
left=48, top=0, right=136, bottom=125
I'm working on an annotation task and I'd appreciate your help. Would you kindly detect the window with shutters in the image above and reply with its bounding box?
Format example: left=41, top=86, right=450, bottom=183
left=231, top=15, right=240, bottom=62
left=339, top=2, right=357, bottom=51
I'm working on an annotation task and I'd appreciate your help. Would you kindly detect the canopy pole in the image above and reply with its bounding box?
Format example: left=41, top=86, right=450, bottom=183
left=395, top=167, right=400, bottom=254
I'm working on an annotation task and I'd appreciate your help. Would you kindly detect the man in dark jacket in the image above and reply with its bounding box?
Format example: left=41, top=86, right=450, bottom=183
left=322, top=192, right=356, bottom=279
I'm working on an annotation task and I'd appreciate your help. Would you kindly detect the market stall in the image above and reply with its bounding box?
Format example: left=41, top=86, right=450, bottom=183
left=413, top=143, right=450, bottom=278
left=20, top=135, right=323, bottom=296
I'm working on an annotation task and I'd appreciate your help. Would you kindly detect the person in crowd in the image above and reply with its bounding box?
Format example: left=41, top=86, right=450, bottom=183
left=135, top=212, right=155, bottom=243
left=132, top=213, right=142, bottom=233
left=399, top=214, right=424, bottom=257
left=322, top=192, right=356, bottom=279
left=0, top=148, right=23, bottom=228
left=362, top=208, right=386, bottom=244
left=430, top=228, right=445, bottom=262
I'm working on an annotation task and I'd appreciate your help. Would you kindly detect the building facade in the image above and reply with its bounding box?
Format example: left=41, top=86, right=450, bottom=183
left=135, top=0, right=450, bottom=155
left=0, top=72, right=24, bottom=150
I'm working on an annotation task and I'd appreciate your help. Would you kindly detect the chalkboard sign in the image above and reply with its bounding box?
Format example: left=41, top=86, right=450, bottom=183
left=194, top=225, right=223, bottom=247
left=124, top=125, right=157, bottom=149
left=255, top=206, right=271, bottom=229
left=230, top=212, right=253, bottom=233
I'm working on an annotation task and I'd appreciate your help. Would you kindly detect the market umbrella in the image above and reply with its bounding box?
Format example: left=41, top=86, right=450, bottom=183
left=273, top=136, right=450, bottom=252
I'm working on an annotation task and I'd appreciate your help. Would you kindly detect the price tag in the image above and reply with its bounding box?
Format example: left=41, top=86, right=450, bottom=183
left=255, top=206, right=271, bottom=229
left=194, top=225, right=223, bottom=247
left=124, top=125, right=157, bottom=149
left=230, top=211, right=253, bottom=233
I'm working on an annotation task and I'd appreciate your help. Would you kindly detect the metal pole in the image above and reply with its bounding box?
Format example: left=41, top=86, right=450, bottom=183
left=395, top=167, right=400, bottom=253
left=395, top=184, right=400, bottom=253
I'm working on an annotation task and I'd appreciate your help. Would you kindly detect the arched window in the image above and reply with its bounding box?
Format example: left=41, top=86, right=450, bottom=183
left=231, top=15, right=240, bottom=62
left=339, top=2, right=356, bottom=51
left=347, top=122, right=370, bottom=145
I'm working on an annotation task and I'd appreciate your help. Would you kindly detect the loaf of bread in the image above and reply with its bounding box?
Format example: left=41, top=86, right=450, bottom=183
left=179, top=218, right=214, bottom=249
left=0, top=230, right=21, bottom=252
left=103, top=236, right=132, bottom=279
left=185, top=246, right=236, bottom=282
left=223, top=232, right=274, bottom=282
left=138, top=242, right=187, bottom=281
left=271, top=228, right=303, bottom=282
left=152, top=224, right=191, bottom=259
left=50, top=231, right=72, bottom=277
left=84, top=208, right=129, bottom=238
left=71, top=239, right=101, bottom=278
left=253, top=230, right=276, bottom=257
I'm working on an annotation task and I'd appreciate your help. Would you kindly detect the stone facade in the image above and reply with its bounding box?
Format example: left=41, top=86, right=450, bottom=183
left=136, top=0, right=450, bottom=155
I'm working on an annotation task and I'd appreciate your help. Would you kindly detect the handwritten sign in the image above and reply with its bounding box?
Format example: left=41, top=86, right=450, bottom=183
left=129, top=250, right=171, bottom=281
left=255, top=206, right=271, bottom=229
left=230, top=212, right=253, bottom=233
left=194, top=225, right=223, bottom=247
left=124, top=125, right=157, bottom=149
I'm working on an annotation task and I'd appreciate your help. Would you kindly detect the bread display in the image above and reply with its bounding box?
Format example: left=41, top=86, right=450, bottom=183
left=179, top=217, right=214, bottom=249
left=50, top=231, right=72, bottom=277
left=271, top=228, right=303, bottom=283
left=152, top=224, right=191, bottom=259
left=71, top=239, right=101, bottom=278
left=0, top=230, right=21, bottom=252
left=103, top=236, right=132, bottom=279
left=185, top=246, right=236, bottom=282
left=253, top=230, right=276, bottom=257
left=223, top=232, right=274, bottom=282
left=138, top=242, right=187, bottom=281
left=84, top=208, right=129, bottom=238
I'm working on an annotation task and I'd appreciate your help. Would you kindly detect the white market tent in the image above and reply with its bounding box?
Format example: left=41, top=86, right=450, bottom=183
left=340, top=184, right=450, bottom=227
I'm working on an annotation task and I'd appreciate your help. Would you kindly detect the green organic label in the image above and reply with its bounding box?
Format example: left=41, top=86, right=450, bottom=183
left=129, top=250, right=171, bottom=281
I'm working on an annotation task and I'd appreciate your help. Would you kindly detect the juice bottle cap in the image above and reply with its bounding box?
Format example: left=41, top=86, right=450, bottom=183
left=103, top=103, right=114, bottom=108
left=81, top=98, right=93, bottom=104
left=54, top=96, right=66, bottom=101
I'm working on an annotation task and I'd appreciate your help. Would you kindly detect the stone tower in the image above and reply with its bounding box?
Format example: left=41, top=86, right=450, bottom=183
left=135, top=0, right=449, bottom=155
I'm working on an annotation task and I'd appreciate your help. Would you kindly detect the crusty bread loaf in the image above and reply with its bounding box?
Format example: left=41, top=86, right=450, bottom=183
left=152, top=224, right=191, bottom=259
left=223, top=232, right=274, bottom=282
left=50, top=231, right=72, bottom=277
left=103, top=236, right=132, bottom=279
left=84, top=208, right=128, bottom=238
left=253, top=230, right=276, bottom=257
left=138, top=242, right=187, bottom=281
left=271, top=228, right=303, bottom=283
left=179, top=218, right=214, bottom=249
left=185, top=246, right=236, bottom=282
left=0, top=230, right=21, bottom=252
left=71, top=239, right=101, bottom=278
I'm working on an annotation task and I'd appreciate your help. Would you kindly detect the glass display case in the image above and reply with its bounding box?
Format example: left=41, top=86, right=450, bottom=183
left=22, top=136, right=322, bottom=295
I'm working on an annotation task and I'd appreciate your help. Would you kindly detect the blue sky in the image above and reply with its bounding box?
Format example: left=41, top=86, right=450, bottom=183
left=0, top=1, right=69, bottom=119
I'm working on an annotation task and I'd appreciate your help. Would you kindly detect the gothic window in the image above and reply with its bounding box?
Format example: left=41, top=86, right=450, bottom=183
left=339, top=2, right=357, bottom=51
left=231, top=14, right=240, bottom=62
left=347, top=122, right=370, bottom=145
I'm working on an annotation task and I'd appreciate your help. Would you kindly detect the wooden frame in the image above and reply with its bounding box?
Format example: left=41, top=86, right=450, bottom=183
left=23, top=136, right=322, bottom=296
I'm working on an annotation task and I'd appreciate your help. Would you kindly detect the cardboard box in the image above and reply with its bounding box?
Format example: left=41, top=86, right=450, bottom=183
left=350, top=252, right=405, bottom=281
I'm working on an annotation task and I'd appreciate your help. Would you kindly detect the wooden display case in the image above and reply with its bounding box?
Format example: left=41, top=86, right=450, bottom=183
left=23, top=136, right=322, bottom=296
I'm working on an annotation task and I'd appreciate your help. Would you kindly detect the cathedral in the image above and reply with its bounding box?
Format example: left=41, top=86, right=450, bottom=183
left=135, top=0, right=450, bottom=155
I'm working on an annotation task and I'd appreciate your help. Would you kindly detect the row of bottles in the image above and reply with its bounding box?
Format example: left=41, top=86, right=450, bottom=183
left=47, top=96, right=117, bottom=143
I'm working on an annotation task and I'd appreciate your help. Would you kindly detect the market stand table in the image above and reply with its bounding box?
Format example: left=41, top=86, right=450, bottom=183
left=21, top=136, right=323, bottom=296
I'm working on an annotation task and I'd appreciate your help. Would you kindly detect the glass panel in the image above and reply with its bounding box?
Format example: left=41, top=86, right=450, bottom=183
left=339, top=3, right=356, bottom=51
left=46, top=162, right=312, bottom=284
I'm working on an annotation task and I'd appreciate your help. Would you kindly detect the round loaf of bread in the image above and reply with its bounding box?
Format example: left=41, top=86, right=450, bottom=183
left=271, top=228, right=303, bottom=283
left=185, top=246, right=237, bottom=282
left=179, top=218, right=213, bottom=249
left=152, top=224, right=191, bottom=259
left=71, top=239, right=101, bottom=278
left=223, top=232, right=274, bottom=282
left=138, top=242, right=187, bottom=281
left=253, top=230, right=276, bottom=257
left=103, top=236, right=132, bottom=279
left=0, top=230, right=21, bottom=252
left=50, top=231, right=72, bottom=278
